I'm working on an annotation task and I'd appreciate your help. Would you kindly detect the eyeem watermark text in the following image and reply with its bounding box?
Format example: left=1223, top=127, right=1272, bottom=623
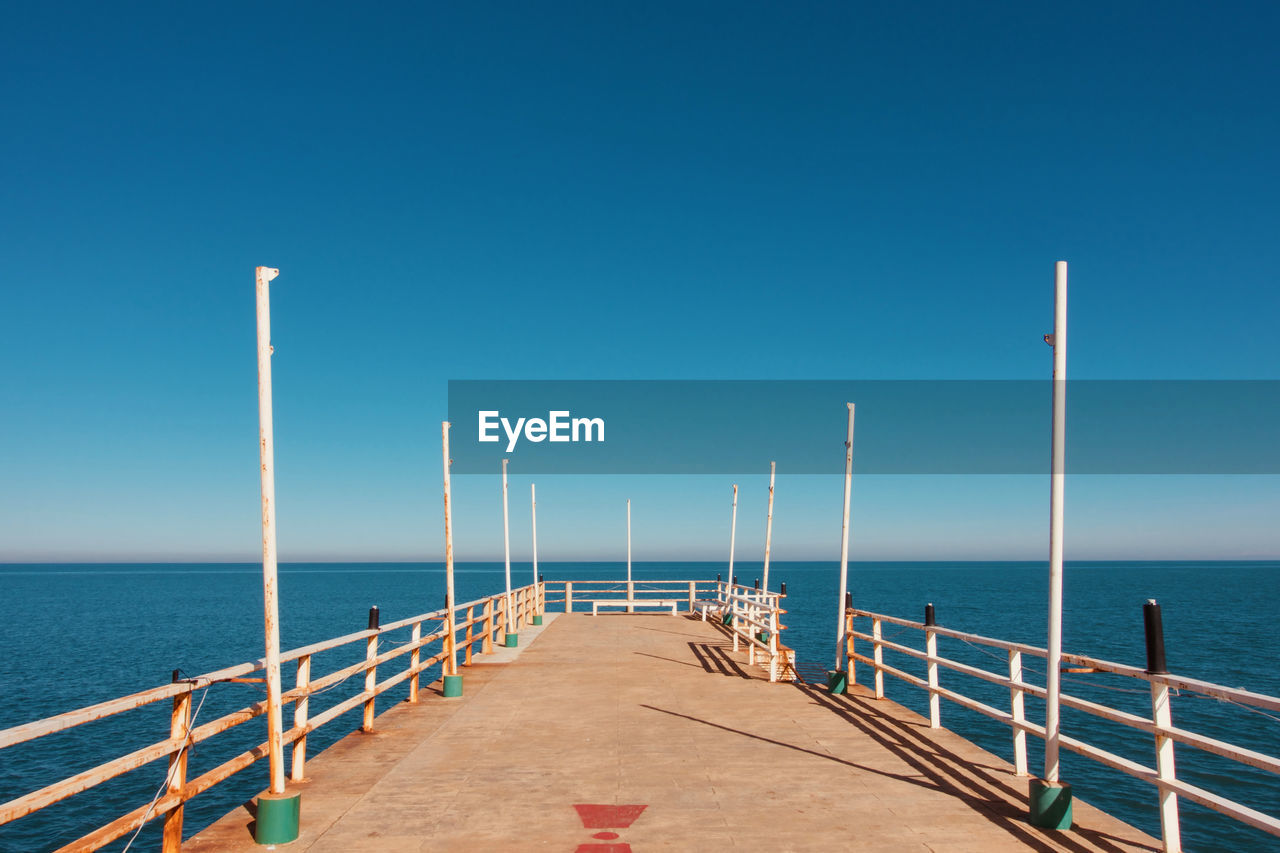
left=478, top=410, right=605, bottom=453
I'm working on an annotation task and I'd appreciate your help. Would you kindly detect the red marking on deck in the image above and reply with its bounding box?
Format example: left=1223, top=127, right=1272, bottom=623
left=592, top=831, right=620, bottom=839
left=572, top=804, right=647, bottom=829
left=574, top=845, right=631, bottom=852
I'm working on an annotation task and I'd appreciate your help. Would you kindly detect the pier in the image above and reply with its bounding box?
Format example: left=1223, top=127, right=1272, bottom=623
left=182, top=611, right=1155, bottom=852
left=5, top=579, right=1280, bottom=851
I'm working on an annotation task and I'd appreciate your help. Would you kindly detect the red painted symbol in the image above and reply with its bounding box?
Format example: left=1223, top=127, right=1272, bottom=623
left=572, top=804, right=647, bottom=852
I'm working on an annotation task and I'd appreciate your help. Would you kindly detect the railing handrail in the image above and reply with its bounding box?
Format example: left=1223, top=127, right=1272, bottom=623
left=848, top=607, right=1280, bottom=712
left=0, top=580, right=545, bottom=851
left=844, top=606, right=1280, bottom=845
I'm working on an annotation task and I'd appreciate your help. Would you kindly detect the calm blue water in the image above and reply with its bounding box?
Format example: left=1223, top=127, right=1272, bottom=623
left=1, top=561, right=1277, bottom=852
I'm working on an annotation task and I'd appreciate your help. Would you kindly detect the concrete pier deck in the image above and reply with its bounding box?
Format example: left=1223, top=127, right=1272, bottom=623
left=186, top=614, right=1159, bottom=852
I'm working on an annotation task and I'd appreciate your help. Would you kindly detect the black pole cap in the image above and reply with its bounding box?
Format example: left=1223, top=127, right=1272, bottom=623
left=733, top=576, right=738, bottom=586
left=925, top=603, right=936, bottom=627
left=845, top=591, right=852, bottom=610
left=780, top=582, right=787, bottom=596
left=754, top=578, right=760, bottom=590
left=1143, top=599, right=1168, bottom=674
left=538, top=574, right=544, bottom=583
left=717, top=573, right=721, bottom=583
left=368, top=605, right=380, bottom=630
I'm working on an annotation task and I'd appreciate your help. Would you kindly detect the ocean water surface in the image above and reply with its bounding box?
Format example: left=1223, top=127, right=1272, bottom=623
left=1, top=561, right=1277, bottom=852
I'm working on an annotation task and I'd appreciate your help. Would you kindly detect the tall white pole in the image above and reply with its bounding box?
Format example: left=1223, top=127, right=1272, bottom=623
left=728, top=484, right=738, bottom=583
left=836, top=403, right=855, bottom=672
left=1044, top=261, right=1069, bottom=783
left=502, top=459, right=512, bottom=633
left=762, top=462, right=776, bottom=592
left=442, top=422, right=457, bottom=676
left=626, top=499, right=632, bottom=611
left=531, top=483, right=538, bottom=588
left=254, top=265, right=286, bottom=795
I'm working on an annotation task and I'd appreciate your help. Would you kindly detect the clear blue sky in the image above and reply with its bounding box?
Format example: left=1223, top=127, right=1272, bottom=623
left=2, top=2, right=1276, bottom=561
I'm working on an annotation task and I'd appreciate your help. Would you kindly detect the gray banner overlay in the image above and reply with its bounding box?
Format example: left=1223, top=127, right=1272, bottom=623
left=446, top=380, right=1280, bottom=474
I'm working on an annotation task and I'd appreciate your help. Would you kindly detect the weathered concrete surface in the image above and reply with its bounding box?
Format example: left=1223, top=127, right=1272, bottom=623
left=186, top=613, right=1159, bottom=852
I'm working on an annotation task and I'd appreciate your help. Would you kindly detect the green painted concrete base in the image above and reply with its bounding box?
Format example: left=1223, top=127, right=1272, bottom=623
left=504, top=632, right=519, bottom=647
left=1028, top=779, right=1073, bottom=829
left=722, top=612, right=734, bottom=626
left=254, top=791, right=301, bottom=844
left=827, top=670, right=848, bottom=695
left=757, top=631, right=770, bottom=643
left=532, top=614, right=544, bottom=626
left=443, top=674, right=463, bottom=698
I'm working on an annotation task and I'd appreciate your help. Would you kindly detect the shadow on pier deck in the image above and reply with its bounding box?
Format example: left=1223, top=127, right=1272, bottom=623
left=186, top=614, right=1158, bottom=852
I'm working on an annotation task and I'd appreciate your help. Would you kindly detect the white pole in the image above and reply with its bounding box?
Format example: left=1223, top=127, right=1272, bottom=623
left=1044, top=261, right=1069, bottom=783
left=728, top=484, right=738, bottom=585
left=836, top=403, right=855, bottom=672
left=502, top=459, right=512, bottom=633
left=442, top=422, right=456, bottom=676
left=531, top=483, right=538, bottom=589
left=762, top=461, right=776, bottom=592
left=254, top=265, right=286, bottom=796
left=626, top=498, right=633, bottom=612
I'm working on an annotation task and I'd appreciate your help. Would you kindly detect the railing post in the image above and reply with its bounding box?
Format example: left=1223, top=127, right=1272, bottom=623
left=1146, top=600, right=1181, bottom=853
left=465, top=605, right=475, bottom=665
left=1008, top=650, right=1027, bottom=776
left=872, top=618, right=884, bottom=699
left=363, top=606, right=379, bottom=732
left=769, top=608, right=779, bottom=683
left=688, top=580, right=695, bottom=613
left=925, top=603, right=940, bottom=728
left=566, top=581, right=574, bottom=613
left=408, top=622, right=421, bottom=704
left=845, top=604, right=855, bottom=685
left=291, top=655, right=311, bottom=780
left=161, top=674, right=191, bottom=853
left=627, top=579, right=635, bottom=613
left=732, top=594, right=740, bottom=652
left=483, top=598, right=494, bottom=654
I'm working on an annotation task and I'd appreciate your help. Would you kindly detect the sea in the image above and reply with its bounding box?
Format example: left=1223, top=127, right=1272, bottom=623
left=1, top=560, right=1277, bottom=852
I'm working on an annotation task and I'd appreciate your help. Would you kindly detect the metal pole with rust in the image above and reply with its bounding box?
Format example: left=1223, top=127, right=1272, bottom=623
left=762, top=461, right=776, bottom=592
left=728, top=484, right=737, bottom=603
left=531, top=484, right=538, bottom=599
left=502, top=459, right=515, bottom=642
left=835, top=403, right=855, bottom=674
left=252, top=266, right=300, bottom=845
left=254, top=265, right=286, bottom=796
left=626, top=499, right=633, bottom=612
left=442, top=422, right=457, bottom=677
left=1044, top=262, right=1068, bottom=782
left=1031, top=261, right=1073, bottom=830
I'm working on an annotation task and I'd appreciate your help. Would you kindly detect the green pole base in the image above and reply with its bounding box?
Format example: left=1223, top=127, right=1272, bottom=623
left=1029, top=779, right=1073, bottom=830
left=442, top=674, right=463, bottom=698
left=504, top=632, right=519, bottom=647
left=254, top=791, right=301, bottom=845
left=532, top=614, right=544, bottom=626
left=827, top=670, right=848, bottom=695
left=757, top=631, right=770, bottom=643
left=722, top=612, right=734, bottom=626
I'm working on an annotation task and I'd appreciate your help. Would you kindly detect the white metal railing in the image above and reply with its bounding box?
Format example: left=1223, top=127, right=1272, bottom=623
left=841, top=607, right=1280, bottom=852
left=540, top=579, right=791, bottom=682
left=717, top=582, right=788, bottom=683
left=542, top=578, right=716, bottom=614
left=0, top=582, right=545, bottom=852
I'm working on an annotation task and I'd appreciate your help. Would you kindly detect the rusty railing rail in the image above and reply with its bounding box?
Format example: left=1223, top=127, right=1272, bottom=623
left=0, top=581, right=544, bottom=852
